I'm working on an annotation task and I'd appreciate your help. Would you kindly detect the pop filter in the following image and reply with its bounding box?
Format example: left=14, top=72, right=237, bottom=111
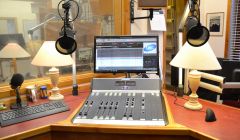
left=187, top=23, right=209, bottom=47
left=55, top=34, right=77, bottom=55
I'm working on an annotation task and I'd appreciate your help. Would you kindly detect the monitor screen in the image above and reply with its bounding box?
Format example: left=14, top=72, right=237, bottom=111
left=94, top=36, right=159, bottom=74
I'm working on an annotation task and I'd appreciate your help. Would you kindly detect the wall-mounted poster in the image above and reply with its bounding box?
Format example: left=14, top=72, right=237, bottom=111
left=206, top=12, right=224, bottom=36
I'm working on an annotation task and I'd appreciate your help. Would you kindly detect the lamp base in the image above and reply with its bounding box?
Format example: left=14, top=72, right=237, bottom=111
left=184, top=70, right=202, bottom=110
left=184, top=94, right=202, bottom=110
left=49, top=93, right=64, bottom=100
left=49, top=87, right=64, bottom=100
left=48, top=67, right=64, bottom=101
left=184, top=102, right=202, bottom=110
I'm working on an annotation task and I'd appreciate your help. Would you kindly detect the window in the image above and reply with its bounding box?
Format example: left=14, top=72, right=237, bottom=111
left=228, top=0, right=240, bottom=60
left=0, top=0, right=128, bottom=86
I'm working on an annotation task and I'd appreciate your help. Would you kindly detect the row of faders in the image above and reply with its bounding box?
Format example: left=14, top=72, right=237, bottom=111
left=72, top=78, right=168, bottom=126
left=73, top=91, right=167, bottom=126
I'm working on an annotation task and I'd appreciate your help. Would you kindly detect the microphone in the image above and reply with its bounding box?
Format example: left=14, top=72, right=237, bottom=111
left=55, top=0, right=78, bottom=55
left=185, top=16, right=198, bottom=33
left=10, top=73, right=27, bottom=109
left=10, top=73, right=24, bottom=88
left=189, top=0, right=198, bottom=12
left=186, top=0, right=210, bottom=47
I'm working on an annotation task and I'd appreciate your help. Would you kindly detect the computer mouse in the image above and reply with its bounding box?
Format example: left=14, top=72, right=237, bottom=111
left=205, top=108, right=217, bottom=122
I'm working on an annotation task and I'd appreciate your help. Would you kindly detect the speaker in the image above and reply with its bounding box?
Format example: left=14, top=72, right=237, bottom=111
left=138, top=0, right=167, bottom=8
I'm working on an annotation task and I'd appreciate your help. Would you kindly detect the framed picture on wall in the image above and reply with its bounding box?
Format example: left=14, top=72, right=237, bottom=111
left=206, top=12, right=224, bottom=36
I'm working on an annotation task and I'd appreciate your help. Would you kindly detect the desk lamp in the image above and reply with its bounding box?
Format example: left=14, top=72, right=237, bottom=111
left=170, top=42, right=221, bottom=110
left=0, top=43, right=30, bottom=73
left=31, top=41, right=73, bottom=100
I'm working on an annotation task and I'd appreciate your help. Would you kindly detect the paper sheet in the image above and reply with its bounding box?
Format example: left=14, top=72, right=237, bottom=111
left=150, top=11, right=166, bottom=31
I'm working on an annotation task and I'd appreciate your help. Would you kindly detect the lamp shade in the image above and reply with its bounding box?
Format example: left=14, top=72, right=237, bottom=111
left=0, top=43, right=30, bottom=58
left=31, top=41, right=73, bottom=67
left=170, top=42, right=221, bottom=70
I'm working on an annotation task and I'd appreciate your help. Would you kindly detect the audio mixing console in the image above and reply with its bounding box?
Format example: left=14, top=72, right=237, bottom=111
left=72, top=78, right=168, bottom=126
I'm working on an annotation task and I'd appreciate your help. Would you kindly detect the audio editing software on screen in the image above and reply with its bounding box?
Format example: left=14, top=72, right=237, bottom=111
left=94, top=36, right=159, bottom=73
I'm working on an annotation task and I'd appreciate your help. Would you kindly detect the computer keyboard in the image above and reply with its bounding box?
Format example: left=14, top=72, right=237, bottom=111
left=0, top=100, right=69, bottom=127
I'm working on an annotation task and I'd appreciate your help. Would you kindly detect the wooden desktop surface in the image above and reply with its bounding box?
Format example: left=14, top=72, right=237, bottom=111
left=164, top=90, right=240, bottom=140
left=0, top=90, right=240, bottom=140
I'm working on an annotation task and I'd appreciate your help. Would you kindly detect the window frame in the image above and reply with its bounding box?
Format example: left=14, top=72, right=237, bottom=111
left=225, top=0, right=236, bottom=58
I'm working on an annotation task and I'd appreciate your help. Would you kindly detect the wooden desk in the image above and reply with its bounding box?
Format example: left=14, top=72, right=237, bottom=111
left=1, top=90, right=240, bottom=140
left=164, top=90, right=240, bottom=140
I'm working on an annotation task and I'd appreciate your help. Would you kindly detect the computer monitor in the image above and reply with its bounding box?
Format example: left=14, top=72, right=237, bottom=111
left=94, top=36, right=159, bottom=74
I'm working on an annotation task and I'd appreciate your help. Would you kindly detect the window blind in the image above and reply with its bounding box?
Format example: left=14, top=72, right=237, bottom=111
left=229, top=0, right=240, bottom=60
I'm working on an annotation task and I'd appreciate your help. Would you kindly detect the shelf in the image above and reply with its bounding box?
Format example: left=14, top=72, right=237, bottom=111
left=167, top=32, right=174, bottom=36
left=166, top=46, right=173, bottom=51
left=165, top=0, right=176, bottom=87
left=167, top=19, right=174, bottom=23
left=166, top=69, right=171, bottom=76
left=167, top=5, right=175, bottom=10
left=166, top=60, right=171, bottom=66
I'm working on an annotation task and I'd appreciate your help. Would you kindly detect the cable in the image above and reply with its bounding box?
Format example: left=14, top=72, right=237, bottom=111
left=187, top=0, right=200, bottom=21
left=173, top=94, right=185, bottom=108
left=172, top=88, right=185, bottom=108
left=167, top=89, right=205, bottom=113
left=57, top=0, right=79, bottom=22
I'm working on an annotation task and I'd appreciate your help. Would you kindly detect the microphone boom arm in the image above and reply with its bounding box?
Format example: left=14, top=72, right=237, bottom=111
left=28, top=16, right=58, bottom=39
